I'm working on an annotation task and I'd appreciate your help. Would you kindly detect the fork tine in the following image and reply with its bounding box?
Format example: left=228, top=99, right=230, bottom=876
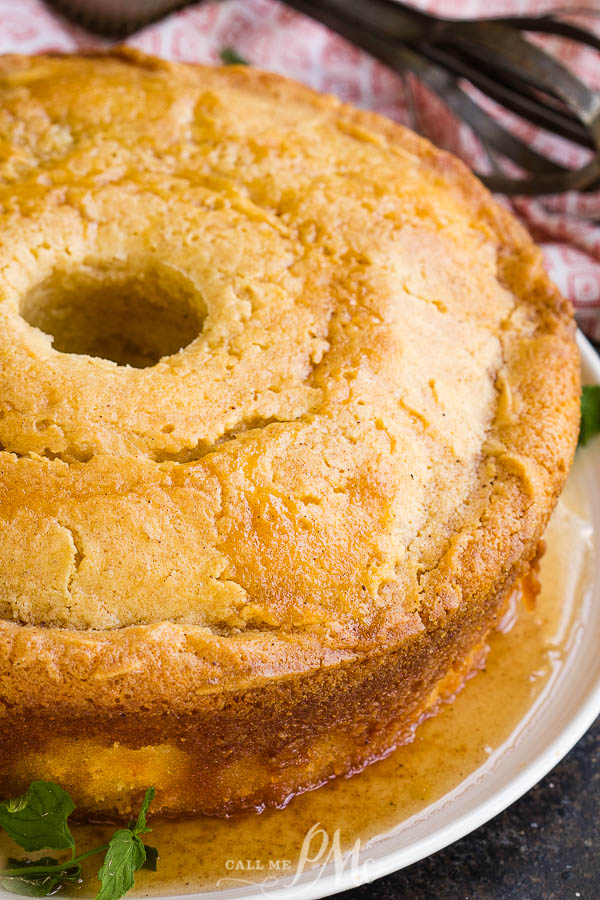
left=284, top=0, right=433, bottom=42
left=418, top=44, right=594, bottom=149
left=442, top=23, right=600, bottom=128
left=398, top=47, right=565, bottom=174
left=488, top=15, right=600, bottom=54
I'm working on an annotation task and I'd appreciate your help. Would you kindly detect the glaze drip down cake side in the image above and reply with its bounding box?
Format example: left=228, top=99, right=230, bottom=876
left=0, top=50, right=580, bottom=818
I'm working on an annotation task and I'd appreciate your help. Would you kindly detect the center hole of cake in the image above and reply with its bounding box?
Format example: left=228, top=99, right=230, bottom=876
left=20, top=265, right=206, bottom=368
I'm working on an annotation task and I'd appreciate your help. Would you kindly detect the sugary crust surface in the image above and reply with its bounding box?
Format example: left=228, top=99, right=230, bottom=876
left=0, top=50, right=580, bottom=814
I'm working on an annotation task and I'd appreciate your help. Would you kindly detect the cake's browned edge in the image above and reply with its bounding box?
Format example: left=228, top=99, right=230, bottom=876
left=0, top=49, right=581, bottom=815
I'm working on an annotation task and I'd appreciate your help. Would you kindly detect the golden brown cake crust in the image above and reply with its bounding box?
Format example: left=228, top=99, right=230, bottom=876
left=0, top=49, right=580, bottom=816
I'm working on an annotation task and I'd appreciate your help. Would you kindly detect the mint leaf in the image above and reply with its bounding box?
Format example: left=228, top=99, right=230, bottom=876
left=0, top=782, right=156, bottom=900
left=132, top=788, right=154, bottom=837
left=5, top=798, right=28, bottom=814
left=220, top=47, right=248, bottom=65
left=141, top=846, right=158, bottom=872
left=0, top=783, right=75, bottom=852
left=95, top=831, right=146, bottom=900
left=579, top=384, right=600, bottom=446
left=0, top=859, right=81, bottom=897
left=95, top=788, right=156, bottom=900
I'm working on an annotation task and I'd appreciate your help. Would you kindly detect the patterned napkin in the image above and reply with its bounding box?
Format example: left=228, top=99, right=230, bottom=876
left=1, top=0, right=599, bottom=341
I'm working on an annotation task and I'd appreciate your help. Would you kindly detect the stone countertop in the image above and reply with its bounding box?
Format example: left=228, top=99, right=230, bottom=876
left=336, top=716, right=599, bottom=900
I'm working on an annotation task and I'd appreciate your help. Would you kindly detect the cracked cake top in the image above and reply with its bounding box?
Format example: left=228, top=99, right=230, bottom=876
left=0, top=51, right=579, bottom=654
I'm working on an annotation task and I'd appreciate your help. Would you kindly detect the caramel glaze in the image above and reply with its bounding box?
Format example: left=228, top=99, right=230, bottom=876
left=0, top=455, right=593, bottom=896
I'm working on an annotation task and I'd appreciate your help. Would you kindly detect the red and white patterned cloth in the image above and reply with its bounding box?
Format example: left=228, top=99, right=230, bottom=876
left=1, top=0, right=600, bottom=340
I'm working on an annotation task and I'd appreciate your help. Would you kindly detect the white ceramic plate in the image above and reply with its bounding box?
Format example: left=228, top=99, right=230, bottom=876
left=169, top=332, right=600, bottom=900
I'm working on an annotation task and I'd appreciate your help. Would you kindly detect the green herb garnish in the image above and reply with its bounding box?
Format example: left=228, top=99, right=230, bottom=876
left=219, top=47, right=249, bottom=65
left=0, top=782, right=156, bottom=899
left=579, top=384, right=600, bottom=447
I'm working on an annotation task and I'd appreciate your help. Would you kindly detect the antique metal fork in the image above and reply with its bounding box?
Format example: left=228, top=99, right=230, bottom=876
left=50, top=0, right=600, bottom=195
